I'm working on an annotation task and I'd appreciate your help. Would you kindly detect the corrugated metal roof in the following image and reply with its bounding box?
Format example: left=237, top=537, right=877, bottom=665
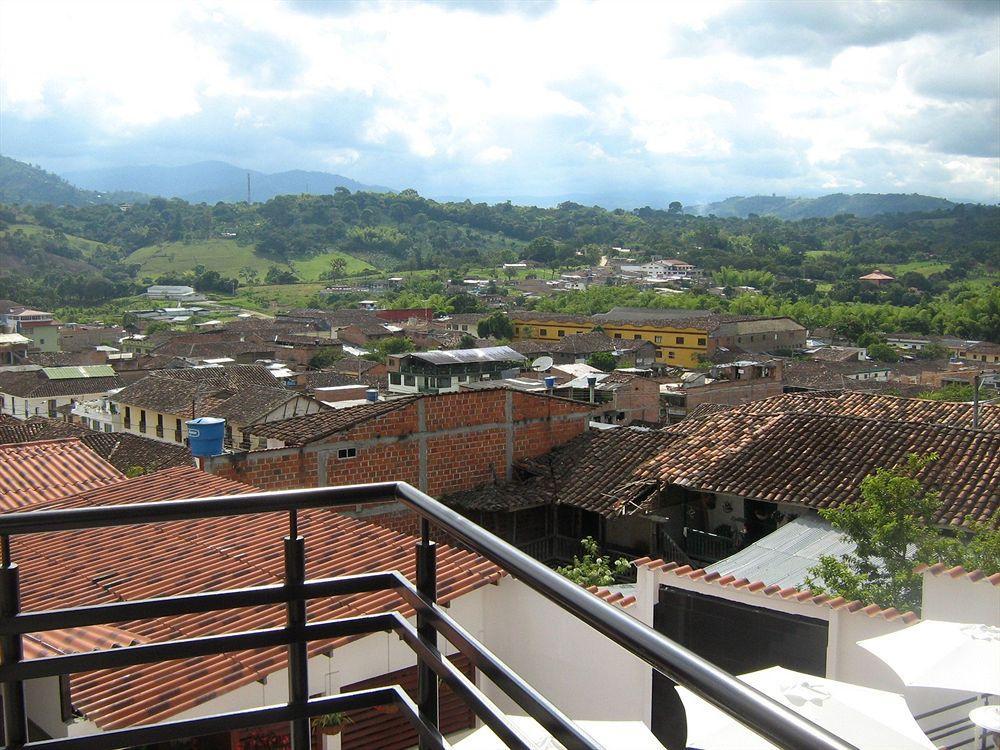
left=42, top=365, right=116, bottom=379
left=408, top=345, right=525, bottom=365
left=705, top=515, right=854, bottom=589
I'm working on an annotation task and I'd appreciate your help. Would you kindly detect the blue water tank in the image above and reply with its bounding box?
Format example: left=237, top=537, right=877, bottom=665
left=186, top=417, right=226, bottom=457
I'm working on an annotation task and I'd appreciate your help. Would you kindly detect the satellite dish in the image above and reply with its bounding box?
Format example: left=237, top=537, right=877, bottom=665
left=531, top=356, right=554, bottom=372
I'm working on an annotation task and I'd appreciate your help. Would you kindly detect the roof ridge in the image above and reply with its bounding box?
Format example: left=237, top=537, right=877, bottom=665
left=915, top=562, right=1000, bottom=586
left=639, top=558, right=919, bottom=623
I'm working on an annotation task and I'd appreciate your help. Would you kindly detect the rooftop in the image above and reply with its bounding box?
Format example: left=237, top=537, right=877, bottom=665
left=404, top=346, right=526, bottom=366
left=0, top=438, right=124, bottom=512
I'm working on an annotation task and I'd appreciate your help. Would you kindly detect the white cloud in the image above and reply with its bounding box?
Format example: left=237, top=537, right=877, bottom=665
left=0, top=0, right=996, bottom=202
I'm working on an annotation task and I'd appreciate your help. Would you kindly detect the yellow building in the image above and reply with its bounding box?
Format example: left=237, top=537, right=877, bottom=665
left=510, top=311, right=713, bottom=368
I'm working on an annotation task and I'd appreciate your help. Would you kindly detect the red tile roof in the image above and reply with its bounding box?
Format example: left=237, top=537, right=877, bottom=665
left=0, top=438, right=124, bottom=512
left=14, top=468, right=506, bottom=729
left=636, top=558, right=918, bottom=623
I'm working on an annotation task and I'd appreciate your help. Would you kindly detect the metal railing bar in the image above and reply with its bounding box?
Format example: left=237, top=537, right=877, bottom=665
left=394, top=575, right=601, bottom=750
left=914, top=696, right=980, bottom=720
left=927, top=717, right=977, bottom=736
left=929, top=722, right=976, bottom=742
left=0, top=572, right=399, bottom=635
left=19, top=687, right=440, bottom=750
left=392, top=482, right=856, bottom=750
left=394, top=610, right=536, bottom=750
left=0, top=613, right=398, bottom=682
left=0, top=481, right=855, bottom=750
left=0, top=483, right=399, bottom=535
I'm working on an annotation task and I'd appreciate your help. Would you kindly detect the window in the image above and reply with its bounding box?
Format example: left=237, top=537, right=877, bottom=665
left=634, top=334, right=642, bottom=340
left=139, top=409, right=146, bottom=433
left=175, top=418, right=183, bottom=442
left=614, top=333, right=622, bottom=339
left=156, top=414, right=164, bottom=438
left=437, top=376, right=452, bottom=388
left=698, top=337, right=707, bottom=346
left=654, top=336, right=662, bottom=344
left=514, top=326, right=520, bottom=334
left=403, top=374, right=415, bottom=386
left=389, top=372, right=402, bottom=385
left=558, top=330, right=565, bottom=337
left=676, top=336, right=684, bottom=345
left=539, top=329, right=548, bottom=336
left=338, top=447, right=357, bottom=459
left=124, top=406, right=131, bottom=428
left=657, top=349, right=664, bottom=358
left=668, top=351, right=675, bottom=359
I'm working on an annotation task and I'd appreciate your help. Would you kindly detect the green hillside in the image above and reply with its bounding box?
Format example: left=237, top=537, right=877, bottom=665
left=125, top=239, right=374, bottom=281
left=8, top=223, right=113, bottom=259
left=0, top=155, right=145, bottom=207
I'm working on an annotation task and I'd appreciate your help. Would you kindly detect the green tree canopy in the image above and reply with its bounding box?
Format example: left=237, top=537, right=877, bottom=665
left=556, top=537, right=631, bottom=587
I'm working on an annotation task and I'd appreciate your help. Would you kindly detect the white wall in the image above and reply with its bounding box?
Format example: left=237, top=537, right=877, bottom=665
left=481, top=576, right=651, bottom=724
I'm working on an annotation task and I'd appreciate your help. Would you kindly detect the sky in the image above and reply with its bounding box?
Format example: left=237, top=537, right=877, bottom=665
left=1, top=0, right=998, bottom=205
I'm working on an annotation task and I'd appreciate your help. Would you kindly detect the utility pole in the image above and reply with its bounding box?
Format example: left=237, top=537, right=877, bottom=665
left=972, top=372, right=981, bottom=429
left=246, top=173, right=251, bottom=204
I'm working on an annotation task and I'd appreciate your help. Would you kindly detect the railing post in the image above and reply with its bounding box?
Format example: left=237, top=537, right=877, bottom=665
left=284, top=513, right=310, bottom=750
left=1, top=537, right=28, bottom=749
left=416, top=519, right=438, bottom=748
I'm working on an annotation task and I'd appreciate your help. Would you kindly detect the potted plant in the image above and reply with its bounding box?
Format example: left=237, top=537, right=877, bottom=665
left=311, top=712, right=351, bottom=736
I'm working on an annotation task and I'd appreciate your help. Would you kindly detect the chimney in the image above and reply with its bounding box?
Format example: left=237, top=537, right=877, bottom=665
left=587, top=375, right=597, bottom=404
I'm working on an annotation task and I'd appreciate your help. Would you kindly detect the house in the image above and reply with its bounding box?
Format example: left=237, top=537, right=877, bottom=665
left=956, top=340, right=1000, bottom=364
left=512, top=332, right=658, bottom=369
left=782, top=359, right=894, bottom=391
left=145, top=285, right=206, bottom=301
left=444, top=427, right=680, bottom=563
left=14, top=316, right=60, bottom=352
left=111, top=365, right=327, bottom=449
left=386, top=346, right=526, bottom=394
left=57, top=324, right=128, bottom=353
left=859, top=269, right=896, bottom=286
left=0, top=414, right=194, bottom=474
left=440, top=313, right=490, bottom=334
left=204, top=388, right=595, bottom=502
left=659, top=359, right=785, bottom=422
left=0, top=365, right=124, bottom=420
left=619, top=259, right=704, bottom=281
left=0, top=332, right=32, bottom=365
left=552, top=371, right=662, bottom=424
left=509, top=308, right=806, bottom=368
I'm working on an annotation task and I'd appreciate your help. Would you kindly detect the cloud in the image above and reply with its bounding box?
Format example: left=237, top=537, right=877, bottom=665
left=0, top=0, right=997, bottom=204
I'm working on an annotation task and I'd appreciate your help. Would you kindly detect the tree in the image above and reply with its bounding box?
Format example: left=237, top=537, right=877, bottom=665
left=667, top=201, right=683, bottom=215
left=367, top=336, right=414, bottom=361
left=327, top=256, right=347, bottom=279
left=264, top=265, right=299, bottom=285
left=867, top=342, right=900, bottom=362
left=459, top=333, right=478, bottom=348
left=477, top=312, right=514, bottom=340
left=556, top=537, right=631, bottom=587
left=308, top=349, right=342, bottom=369
left=239, top=266, right=259, bottom=286
left=805, top=454, right=1000, bottom=613
left=587, top=351, right=618, bottom=372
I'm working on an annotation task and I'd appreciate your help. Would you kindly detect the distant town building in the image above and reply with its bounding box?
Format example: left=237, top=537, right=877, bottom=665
left=858, top=269, right=896, bottom=286
left=145, top=285, right=206, bottom=301
left=387, top=346, right=525, bottom=394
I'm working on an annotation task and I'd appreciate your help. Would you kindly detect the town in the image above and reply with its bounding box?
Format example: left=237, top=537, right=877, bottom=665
left=1, top=0, right=998, bottom=748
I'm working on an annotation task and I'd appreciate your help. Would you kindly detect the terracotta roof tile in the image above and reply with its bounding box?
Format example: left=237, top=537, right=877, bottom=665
left=0, top=438, right=124, bottom=512
left=638, top=558, right=918, bottom=623
left=915, top=562, right=1000, bottom=586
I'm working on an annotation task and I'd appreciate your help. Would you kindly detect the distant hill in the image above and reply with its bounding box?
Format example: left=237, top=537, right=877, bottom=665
left=63, top=161, right=392, bottom=204
left=0, top=156, right=146, bottom=207
left=689, top=193, right=957, bottom=219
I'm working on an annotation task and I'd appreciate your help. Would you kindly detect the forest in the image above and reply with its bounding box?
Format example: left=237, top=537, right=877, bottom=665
left=0, top=189, right=997, bottom=341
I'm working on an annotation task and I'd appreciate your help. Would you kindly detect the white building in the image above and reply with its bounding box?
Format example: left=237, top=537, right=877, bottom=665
left=145, top=285, right=206, bottom=302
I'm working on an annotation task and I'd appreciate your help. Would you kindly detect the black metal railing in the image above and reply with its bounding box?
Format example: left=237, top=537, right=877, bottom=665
left=0, top=481, right=856, bottom=750
left=684, top=526, right=738, bottom=563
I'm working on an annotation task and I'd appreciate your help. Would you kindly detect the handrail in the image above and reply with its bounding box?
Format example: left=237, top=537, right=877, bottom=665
left=0, top=481, right=857, bottom=750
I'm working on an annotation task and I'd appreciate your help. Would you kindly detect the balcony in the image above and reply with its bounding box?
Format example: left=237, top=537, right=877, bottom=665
left=155, top=426, right=164, bottom=438
left=0, top=482, right=854, bottom=750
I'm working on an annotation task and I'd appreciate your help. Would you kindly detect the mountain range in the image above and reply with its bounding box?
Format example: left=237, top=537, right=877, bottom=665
left=63, top=161, right=391, bottom=204
left=688, top=193, right=956, bottom=219
left=0, top=155, right=963, bottom=218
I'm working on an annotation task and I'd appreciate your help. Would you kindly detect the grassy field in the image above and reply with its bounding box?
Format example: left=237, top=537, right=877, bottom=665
left=886, top=260, right=951, bottom=276
left=9, top=223, right=113, bottom=258
left=125, top=239, right=374, bottom=281
left=226, top=283, right=329, bottom=311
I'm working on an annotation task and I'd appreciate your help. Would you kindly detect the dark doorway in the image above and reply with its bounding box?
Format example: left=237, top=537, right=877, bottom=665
left=650, top=586, right=828, bottom=750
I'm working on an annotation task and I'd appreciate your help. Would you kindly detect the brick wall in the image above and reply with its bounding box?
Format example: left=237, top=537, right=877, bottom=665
left=205, top=390, right=592, bottom=503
